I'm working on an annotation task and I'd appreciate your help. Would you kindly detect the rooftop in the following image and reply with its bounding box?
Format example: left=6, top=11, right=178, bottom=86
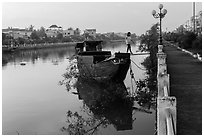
left=49, top=25, right=59, bottom=28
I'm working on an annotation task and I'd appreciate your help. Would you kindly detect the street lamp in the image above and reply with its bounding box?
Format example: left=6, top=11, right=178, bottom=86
left=152, top=4, right=167, bottom=45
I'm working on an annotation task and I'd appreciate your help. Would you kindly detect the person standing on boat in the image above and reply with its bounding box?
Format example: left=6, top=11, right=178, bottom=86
left=125, top=32, right=134, bottom=54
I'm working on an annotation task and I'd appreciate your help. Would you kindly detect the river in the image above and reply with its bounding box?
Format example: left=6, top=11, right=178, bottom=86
left=2, top=42, right=156, bottom=135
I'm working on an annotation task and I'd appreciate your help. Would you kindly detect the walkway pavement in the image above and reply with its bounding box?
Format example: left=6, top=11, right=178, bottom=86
left=163, top=44, right=202, bottom=135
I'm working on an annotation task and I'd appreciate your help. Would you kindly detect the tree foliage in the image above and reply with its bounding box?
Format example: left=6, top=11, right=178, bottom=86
left=138, top=23, right=159, bottom=101
left=30, top=30, right=39, bottom=40
left=37, top=27, right=47, bottom=38
left=28, top=25, right=34, bottom=31
left=163, top=31, right=202, bottom=50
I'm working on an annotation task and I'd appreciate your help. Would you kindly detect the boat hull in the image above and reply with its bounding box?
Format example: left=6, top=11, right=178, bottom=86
left=77, top=52, right=130, bottom=82
left=113, top=52, right=131, bottom=81
left=77, top=55, right=119, bottom=81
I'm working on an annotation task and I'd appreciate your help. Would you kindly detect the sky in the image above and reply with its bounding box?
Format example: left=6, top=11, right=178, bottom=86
left=1, top=1, right=202, bottom=35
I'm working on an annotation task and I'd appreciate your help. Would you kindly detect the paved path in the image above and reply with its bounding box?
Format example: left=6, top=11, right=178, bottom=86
left=163, top=44, right=202, bottom=135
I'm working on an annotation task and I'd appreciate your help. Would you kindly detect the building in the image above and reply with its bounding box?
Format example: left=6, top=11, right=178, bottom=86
left=196, top=11, right=202, bottom=34
left=84, top=29, right=96, bottom=36
left=62, top=29, right=75, bottom=37
left=45, top=25, right=63, bottom=37
left=182, top=11, right=202, bottom=34
left=45, top=29, right=58, bottom=37
left=2, top=28, right=32, bottom=39
left=115, top=32, right=126, bottom=38
left=48, top=25, right=63, bottom=31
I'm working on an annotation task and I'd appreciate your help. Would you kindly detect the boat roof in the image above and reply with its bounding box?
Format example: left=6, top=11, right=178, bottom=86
left=84, top=40, right=103, bottom=45
left=76, top=40, right=103, bottom=48
left=78, top=51, right=111, bottom=56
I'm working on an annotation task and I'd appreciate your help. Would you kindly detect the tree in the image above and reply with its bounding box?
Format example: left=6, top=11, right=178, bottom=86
left=139, top=23, right=159, bottom=52
left=57, top=33, right=63, bottom=40
left=139, top=23, right=159, bottom=91
left=68, top=27, right=74, bottom=30
left=176, top=25, right=185, bottom=34
left=2, top=33, right=10, bottom=45
left=37, top=27, right=47, bottom=38
left=30, top=30, right=39, bottom=40
left=28, top=25, right=34, bottom=31
left=74, top=28, right=81, bottom=35
left=2, top=33, right=6, bottom=41
left=17, top=37, right=26, bottom=45
left=179, top=31, right=197, bottom=49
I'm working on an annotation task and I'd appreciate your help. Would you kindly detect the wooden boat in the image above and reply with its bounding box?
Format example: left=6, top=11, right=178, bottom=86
left=75, top=40, right=103, bottom=54
left=76, top=41, right=130, bottom=82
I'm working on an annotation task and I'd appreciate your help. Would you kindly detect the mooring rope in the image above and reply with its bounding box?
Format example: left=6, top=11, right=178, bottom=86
left=130, top=64, right=137, bottom=84
left=130, top=59, right=157, bottom=71
left=130, top=59, right=147, bottom=71
left=129, top=63, right=138, bottom=96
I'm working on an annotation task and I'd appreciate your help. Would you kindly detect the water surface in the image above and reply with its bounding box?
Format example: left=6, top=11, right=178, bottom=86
left=2, top=43, right=155, bottom=135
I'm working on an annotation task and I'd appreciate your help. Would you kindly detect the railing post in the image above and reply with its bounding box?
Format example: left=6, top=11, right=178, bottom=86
left=157, top=96, right=176, bottom=135
left=157, top=52, right=166, bottom=69
left=157, top=73, right=170, bottom=97
left=157, top=44, right=176, bottom=135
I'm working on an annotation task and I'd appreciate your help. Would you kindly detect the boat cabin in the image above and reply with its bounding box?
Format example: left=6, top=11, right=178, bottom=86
left=78, top=51, right=111, bottom=64
left=75, top=40, right=103, bottom=54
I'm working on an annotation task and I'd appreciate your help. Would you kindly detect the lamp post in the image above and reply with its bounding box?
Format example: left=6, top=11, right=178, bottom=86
left=152, top=4, right=167, bottom=45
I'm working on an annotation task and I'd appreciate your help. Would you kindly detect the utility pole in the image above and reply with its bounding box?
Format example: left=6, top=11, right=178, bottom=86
left=193, top=2, right=196, bottom=33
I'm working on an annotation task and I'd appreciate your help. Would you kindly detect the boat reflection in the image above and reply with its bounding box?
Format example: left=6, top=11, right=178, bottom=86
left=77, top=77, right=133, bottom=131
left=61, top=77, right=134, bottom=134
left=60, top=58, right=156, bottom=135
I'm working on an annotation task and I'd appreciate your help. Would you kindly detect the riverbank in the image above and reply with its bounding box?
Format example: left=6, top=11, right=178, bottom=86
left=163, top=44, right=202, bottom=135
left=3, top=40, right=126, bottom=52
left=2, top=42, right=77, bottom=53
left=15, top=42, right=77, bottom=50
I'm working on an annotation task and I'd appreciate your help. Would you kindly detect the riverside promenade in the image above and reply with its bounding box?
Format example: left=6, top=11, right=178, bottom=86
left=163, top=44, right=202, bottom=135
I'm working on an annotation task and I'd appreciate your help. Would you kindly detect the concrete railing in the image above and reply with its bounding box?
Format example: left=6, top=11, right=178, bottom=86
left=157, top=44, right=177, bottom=135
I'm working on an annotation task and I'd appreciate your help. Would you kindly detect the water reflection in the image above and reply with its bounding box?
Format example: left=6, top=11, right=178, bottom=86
left=3, top=43, right=156, bottom=135
left=134, top=79, right=156, bottom=110
left=60, top=57, right=156, bottom=134
left=61, top=77, right=133, bottom=135
left=2, top=46, right=75, bottom=67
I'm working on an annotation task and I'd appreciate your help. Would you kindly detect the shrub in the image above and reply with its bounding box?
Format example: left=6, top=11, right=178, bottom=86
left=179, top=32, right=197, bottom=49
left=192, top=35, right=202, bottom=50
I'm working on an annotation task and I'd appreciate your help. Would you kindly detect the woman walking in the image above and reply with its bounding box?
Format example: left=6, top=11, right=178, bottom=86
left=125, top=32, right=134, bottom=54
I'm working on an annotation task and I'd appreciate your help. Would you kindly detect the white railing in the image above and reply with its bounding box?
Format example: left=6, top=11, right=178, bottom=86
left=157, top=44, right=176, bottom=135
